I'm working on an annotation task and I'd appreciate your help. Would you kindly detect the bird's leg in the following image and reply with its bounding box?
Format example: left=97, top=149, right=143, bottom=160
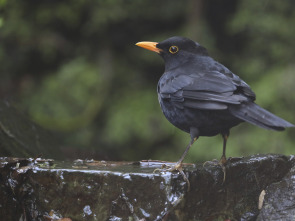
left=220, top=132, right=229, bottom=182
left=171, top=136, right=198, bottom=171
left=220, top=133, right=228, bottom=165
left=170, top=136, right=197, bottom=192
left=154, top=137, right=197, bottom=172
left=154, top=136, right=197, bottom=192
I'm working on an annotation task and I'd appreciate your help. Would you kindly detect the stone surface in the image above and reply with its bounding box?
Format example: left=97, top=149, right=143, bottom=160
left=257, top=157, right=295, bottom=221
left=0, top=154, right=294, bottom=221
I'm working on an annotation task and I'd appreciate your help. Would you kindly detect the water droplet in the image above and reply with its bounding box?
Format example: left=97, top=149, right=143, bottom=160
left=83, top=205, right=92, bottom=216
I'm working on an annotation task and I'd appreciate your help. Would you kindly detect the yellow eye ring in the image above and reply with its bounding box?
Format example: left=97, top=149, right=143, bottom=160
left=169, top=46, right=179, bottom=54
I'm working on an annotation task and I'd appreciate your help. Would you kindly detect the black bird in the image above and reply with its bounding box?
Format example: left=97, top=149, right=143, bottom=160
left=136, top=36, right=294, bottom=172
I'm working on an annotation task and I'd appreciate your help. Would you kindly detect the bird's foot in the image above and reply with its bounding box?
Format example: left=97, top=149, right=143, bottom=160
left=153, top=161, right=190, bottom=192
left=219, top=156, right=227, bottom=183
left=202, top=157, right=227, bottom=184
left=153, top=161, right=182, bottom=173
left=202, top=159, right=219, bottom=167
left=219, top=155, right=227, bottom=165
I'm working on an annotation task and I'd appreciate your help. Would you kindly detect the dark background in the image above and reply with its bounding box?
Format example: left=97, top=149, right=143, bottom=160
left=0, top=0, right=294, bottom=162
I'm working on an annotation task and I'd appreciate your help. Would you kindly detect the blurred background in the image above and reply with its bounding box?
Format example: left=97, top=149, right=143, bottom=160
left=0, top=0, right=294, bottom=162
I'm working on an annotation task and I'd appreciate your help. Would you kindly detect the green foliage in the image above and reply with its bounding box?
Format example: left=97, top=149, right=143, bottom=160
left=229, top=0, right=295, bottom=81
left=22, top=58, right=108, bottom=131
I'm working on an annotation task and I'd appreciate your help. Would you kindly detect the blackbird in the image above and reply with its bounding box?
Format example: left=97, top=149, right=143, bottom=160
left=136, top=36, right=294, bottom=172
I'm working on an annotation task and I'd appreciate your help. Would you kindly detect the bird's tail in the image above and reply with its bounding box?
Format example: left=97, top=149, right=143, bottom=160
left=229, top=102, right=294, bottom=131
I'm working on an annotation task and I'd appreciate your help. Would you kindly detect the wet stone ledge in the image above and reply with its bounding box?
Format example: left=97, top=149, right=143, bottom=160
left=0, top=154, right=295, bottom=221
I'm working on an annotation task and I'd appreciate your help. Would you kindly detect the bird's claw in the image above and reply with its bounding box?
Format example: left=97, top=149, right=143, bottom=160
left=202, top=159, right=219, bottom=167
left=153, top=162, right=190, bottom=192
left=219, top=156, right=227, bottom=183
left=219, top=162, right=226, bottom=184
left=202, top=157, right=227, bottom=184
left=153, top=162, right=170, bottom=173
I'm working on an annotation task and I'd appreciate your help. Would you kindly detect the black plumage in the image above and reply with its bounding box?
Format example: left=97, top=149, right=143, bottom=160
left=136, top=36, right=294, bottom=171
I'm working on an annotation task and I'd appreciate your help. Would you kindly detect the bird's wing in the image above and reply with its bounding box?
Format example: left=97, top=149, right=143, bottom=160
left=159, top=70, right=256, bottom=110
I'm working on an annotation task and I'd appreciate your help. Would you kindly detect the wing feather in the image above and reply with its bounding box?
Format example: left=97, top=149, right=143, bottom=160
left=159, top=70, right=255, bottom=111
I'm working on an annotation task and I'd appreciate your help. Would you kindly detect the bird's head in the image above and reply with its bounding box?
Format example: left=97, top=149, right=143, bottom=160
left=136, top=36, right=208, bottom=70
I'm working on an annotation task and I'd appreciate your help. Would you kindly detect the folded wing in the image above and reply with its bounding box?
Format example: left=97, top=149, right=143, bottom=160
left=159, top=70, right=254, bottom=110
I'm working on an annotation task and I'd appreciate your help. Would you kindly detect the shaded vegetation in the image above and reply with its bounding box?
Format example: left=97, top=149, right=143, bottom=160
left=0, top=0, right=294, bottom=161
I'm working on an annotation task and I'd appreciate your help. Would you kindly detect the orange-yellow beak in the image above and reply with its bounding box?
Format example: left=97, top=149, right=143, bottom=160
left=135, top=41, right=161, bottom=53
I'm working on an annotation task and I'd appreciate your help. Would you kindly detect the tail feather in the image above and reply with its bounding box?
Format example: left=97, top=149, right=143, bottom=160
left=229, top=102, right=294, bottom=131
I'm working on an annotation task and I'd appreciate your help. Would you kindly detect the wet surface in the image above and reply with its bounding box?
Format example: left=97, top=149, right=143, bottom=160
left=257, top=165, right=295, bottom=220
left=0, top=154, right=294, bottom=221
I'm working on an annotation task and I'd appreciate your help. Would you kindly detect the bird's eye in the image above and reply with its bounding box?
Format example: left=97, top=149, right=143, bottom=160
left=169, top=46, right=179, bottom=54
